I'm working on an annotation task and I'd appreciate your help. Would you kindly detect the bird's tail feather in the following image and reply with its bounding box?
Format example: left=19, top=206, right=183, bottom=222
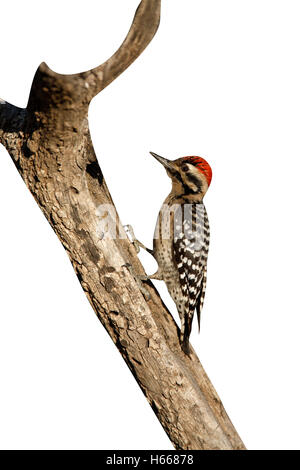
left=180, top=336, right=191, bottom=355
left=180, top=316, right=192, bottom=355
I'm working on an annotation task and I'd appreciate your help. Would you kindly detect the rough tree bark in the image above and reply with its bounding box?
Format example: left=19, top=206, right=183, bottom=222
left=0, top=0, right=246, bottom=450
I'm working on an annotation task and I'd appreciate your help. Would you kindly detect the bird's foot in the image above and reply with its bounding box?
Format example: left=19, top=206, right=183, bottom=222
left=122, top=263, right=151, bottom=301
left=124, top=224, right=140, bottom=253
left=124, top=224, right=153, bottom=255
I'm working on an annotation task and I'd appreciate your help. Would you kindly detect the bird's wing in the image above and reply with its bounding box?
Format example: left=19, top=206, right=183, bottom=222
left=195, top=265, right=207, bottom=333
left=173, top=203, right=209, bottom=340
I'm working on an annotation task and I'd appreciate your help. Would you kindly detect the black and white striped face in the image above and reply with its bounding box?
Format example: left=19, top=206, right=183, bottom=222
left=150, top=152, right=209, bottom=199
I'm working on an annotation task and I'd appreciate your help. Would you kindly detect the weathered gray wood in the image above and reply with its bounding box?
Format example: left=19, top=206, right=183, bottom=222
left=0, top=0, right=246, bottom=450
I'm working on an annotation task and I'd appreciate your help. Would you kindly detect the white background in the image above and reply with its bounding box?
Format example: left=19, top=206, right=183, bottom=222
left=0, top=0, right=300, bottom=450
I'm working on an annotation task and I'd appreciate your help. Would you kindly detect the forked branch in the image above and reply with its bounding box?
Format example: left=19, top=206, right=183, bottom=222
left=88, top=0, right=161, bottom=97
left=0, top=0, right=245, bottom=450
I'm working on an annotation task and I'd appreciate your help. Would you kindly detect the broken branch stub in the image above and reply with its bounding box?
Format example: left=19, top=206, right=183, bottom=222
left=0, top=0, right=246, bottom=450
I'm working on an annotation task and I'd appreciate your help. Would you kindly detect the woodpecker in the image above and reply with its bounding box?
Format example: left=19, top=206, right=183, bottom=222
left=127, top=152, right=212, bottom=355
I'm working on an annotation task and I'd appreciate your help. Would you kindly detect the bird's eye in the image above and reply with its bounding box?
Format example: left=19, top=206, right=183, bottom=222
left=181, top=164, right=189, bottom=172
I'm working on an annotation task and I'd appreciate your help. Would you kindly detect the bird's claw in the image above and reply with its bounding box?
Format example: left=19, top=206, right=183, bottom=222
left=124, top=224, right=140, bottom=253
left=122, top=262, right=151, bottom=301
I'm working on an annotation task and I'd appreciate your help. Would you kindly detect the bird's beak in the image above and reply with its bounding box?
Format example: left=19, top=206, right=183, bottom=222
left=149, top=152, right=174, bottom=171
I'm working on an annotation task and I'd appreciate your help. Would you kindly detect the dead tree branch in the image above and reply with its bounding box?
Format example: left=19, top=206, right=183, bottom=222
left=0, top=0, right=246, bottom=450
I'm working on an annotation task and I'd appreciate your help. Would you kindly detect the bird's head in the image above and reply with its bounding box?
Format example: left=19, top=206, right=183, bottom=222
left=150, top=152, right=212, bottom=199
